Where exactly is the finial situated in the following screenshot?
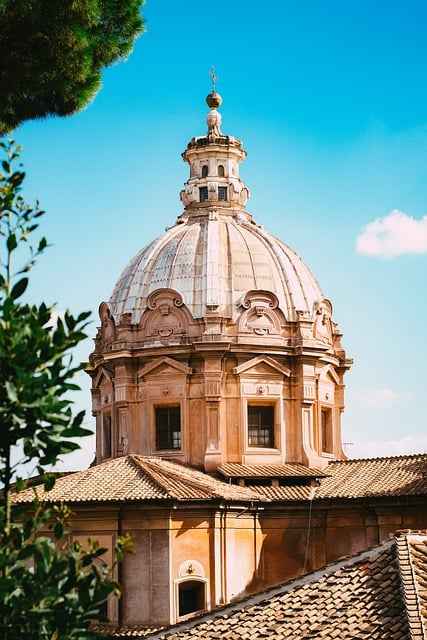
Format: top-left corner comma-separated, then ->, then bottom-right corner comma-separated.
206,66 -> 222,110
209,65 -> 218,93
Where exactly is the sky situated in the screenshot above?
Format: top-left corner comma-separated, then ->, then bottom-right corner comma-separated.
10,0 -> 427,470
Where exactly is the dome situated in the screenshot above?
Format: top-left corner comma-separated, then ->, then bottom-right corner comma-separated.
90,88 -> 352,478
109,212 -> 323,324
109,91 -> 323,326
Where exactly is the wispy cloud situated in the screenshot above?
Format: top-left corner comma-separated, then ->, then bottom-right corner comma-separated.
346,434 -> 427,460
356,209 -> 427,257
358,387 -> 412,408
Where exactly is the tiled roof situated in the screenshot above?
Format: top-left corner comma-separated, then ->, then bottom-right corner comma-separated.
396,531 -> 427,639
409,535 -> 427,634
13,453 -> 427,505
12,455 -> 260,504
251,453 -> 427,501
108,531 -> 427,639
217,462 -> 327,480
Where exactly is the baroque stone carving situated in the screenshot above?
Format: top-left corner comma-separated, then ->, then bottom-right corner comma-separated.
313,299 -> 333,345
237,290 -> 282,336
99,302 -> 116,350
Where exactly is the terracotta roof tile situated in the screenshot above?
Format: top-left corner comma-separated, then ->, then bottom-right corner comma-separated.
110,536 -> 419,639
14,453 -> 427,505
217,463 -> 326,480
395,531 -> 427,638
12,455 -> 260,504
318,454 -> 427,499
249,454 -> 427,501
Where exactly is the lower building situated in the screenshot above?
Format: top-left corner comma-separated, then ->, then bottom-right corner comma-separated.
15,452 -> 427,631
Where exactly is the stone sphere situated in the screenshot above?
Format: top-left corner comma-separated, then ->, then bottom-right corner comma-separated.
206,92 -> 222,109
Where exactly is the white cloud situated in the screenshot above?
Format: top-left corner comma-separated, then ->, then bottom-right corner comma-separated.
356,209 -> 427,258
346,434 -> 427,460
358,387 -> 411,408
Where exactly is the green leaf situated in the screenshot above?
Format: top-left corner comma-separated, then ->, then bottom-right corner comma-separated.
7,233 -> 17,252
10,277 -> 28,300
5,380 -> 18,402
54,521 -> 64,539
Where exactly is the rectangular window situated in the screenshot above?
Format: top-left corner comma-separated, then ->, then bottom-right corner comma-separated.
248,405 -> 274,447
218,186 -> 228,201
199,186 -> 208,202
321,408 -> 333,453
156,406 -> 181,450
103,413 -> 112,458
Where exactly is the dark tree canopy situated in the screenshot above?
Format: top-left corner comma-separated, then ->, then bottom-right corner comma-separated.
0,0 -> 145,133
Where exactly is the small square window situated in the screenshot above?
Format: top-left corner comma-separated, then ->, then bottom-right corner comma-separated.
218,186 -> 228,201
156,406 -> 181,450
199,186 -> 208,202
248,406 -> 274,448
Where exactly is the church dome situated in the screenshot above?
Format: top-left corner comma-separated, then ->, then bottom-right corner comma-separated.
109,92 -> 322,325
109,213 -> 322,324
91,83 -> 352,476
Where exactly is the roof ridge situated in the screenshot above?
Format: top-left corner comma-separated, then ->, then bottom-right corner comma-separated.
138,456 -> 230,499
395,531 -> 426,639
128,454 -> 173,498
329,452 -> 427,465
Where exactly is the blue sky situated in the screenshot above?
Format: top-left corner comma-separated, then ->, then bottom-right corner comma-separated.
11,0 -> 427,469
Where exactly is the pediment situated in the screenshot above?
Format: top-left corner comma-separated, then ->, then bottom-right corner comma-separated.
139,356 -> 192,379
318,364 -> 341,385
93,366 -> 114,388
233,355 -> 291,377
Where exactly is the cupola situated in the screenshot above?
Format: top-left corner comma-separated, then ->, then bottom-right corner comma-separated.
179,91 -> 250,212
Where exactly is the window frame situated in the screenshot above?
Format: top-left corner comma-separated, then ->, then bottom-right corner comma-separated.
320,406 -> 333,454
247,404 -> 275,448
218,185 -> 228,201
155,404 -> 182,451
199,186 -> 208,202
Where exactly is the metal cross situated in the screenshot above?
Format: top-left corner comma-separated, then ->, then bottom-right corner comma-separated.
209,65 -> 218,92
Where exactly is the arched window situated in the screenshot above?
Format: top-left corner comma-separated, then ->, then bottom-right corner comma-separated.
201,165 -> 208,178
178,580 -> 206,617
218,164 -> 225,177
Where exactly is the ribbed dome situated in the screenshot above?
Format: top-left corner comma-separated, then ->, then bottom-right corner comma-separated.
109,212 -> 323,324
109,92 -> 323,326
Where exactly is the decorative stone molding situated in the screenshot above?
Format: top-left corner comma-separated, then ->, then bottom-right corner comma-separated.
237,290 -> 283,337
140,288 -> 193,344
178,560 -> 205,579
99,302 -> 116,350
313,299 -> 333,345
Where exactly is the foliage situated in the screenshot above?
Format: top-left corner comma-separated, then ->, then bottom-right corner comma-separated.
0,139 -> 91,501
0,0 -> 145,133
0,140 -> 131,639
0,501 -> 133,640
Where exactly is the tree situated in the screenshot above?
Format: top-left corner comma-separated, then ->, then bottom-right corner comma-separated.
0,0 -> 145,133
0,140 -> 130,639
